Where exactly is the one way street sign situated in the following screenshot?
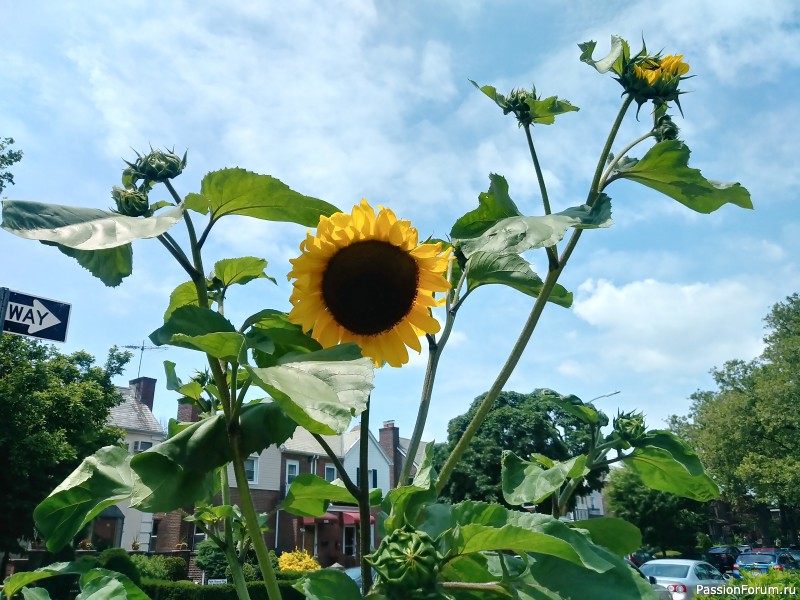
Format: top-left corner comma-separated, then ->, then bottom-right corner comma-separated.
1,288 -> 71,343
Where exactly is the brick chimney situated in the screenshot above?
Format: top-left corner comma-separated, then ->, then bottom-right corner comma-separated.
129,377 -> 156,411
379,420 -> 401,488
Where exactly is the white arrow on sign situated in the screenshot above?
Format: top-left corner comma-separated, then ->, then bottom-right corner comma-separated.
5,299 -> 63,333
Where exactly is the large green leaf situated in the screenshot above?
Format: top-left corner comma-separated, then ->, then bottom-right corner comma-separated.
613,140 -> 752,213
45,243 -> 133,287
502,451 -> 588,506
464,252 -> 573,308
278,474 -> 385,517
454,195 -> 612,258
536,389 -> 607,427
450,174 -> 521,239
184,168 -> 340,227
21,589 -> 52,600
626,446 -> 720,501
567,518 -> 641,556
293,569 -> 363,600
633,430 -> 706,476
1,200 -> 185,249
3,562 -> 90,598
163,281 -> 198,320
33,447 -> 134,551
382,444 -> 437,534
130,402 -> 296,511
150,305 -> 246,360
246,358 -> 374,435
77,569 -> 150,600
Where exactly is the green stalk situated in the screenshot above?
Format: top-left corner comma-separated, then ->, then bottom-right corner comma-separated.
231,430 -> 283,600
220,464 -> 252,599
312,433 -> 360,499
359,398 -> 373,593
437,96 -> 634,493
599,130 -> 654,190
523,124 -> 552,216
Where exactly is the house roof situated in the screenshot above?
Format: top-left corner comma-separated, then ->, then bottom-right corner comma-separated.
108,385 -> 163,435
398,436 -> 428,468
282,424 -> 391,465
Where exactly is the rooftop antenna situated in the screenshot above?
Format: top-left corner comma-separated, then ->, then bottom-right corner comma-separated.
122,340 -> 165,378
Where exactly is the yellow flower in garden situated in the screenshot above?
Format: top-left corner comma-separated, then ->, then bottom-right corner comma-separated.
287,199 -> 452,367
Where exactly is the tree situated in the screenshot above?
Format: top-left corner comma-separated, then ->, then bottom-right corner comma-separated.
0,335 -> 131,571
433,390 -> 604,510
606,465 -> 709,555
668,293 -> 800,544
0,137 -> 23,195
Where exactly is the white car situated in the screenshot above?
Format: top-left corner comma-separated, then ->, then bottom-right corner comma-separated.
640,559 -> 729,600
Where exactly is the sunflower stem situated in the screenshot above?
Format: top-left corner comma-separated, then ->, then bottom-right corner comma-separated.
599,129 -> 655,190
436,95 -> 634,493
359,397 -> 373,594
523,124 -> 552,216
312,433 -> 360,499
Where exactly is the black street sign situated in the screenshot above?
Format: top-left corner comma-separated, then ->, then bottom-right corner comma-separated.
1,288 -> 71,343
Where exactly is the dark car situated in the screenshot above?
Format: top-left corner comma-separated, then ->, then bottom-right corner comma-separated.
706,546 -> 739,573
626,549 -> 654,567
733,551 -> 799,579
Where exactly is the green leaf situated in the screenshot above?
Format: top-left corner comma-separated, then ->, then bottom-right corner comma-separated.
502,451 -> 588,506
633,430 -> 705,476
293,569 -> 363,600
163,281 -> 198,320
45,243 -> 133,287
184,168 -> 339,227
211,257 -> 275,290
1,200 -> 185,249
246,358 -> 374,435
613,140 -> 752,213
22,589 -> 52,600
450,174 -> 521,239
130,402 -> 296,511
33,447 -> 134,551
567,517 -> 642,556
465,252 -> 573,308
524,95 -> 579,125
276,343 -> 363,365
626,446 -> 720,501
150,306 -> 246,360
455,194 -> 613,258
78,569 -> 149,600
537,389 -> 605,426
578,35 -> 625,74
281,474 -> 359,516
3,562 -> 89,598
382,444 -> 437,534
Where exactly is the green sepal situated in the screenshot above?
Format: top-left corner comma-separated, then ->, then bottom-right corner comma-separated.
613,140 -> 752,213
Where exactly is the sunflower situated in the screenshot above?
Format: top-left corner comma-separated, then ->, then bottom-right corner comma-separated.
287,199 -> 452,367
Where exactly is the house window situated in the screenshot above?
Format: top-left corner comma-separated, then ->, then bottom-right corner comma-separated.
343,526 -> 356,556
286,459 -> 300,487
132,441 -> 152,454
324,465 -> 337,482
244,457 -> 258,484
356,468 -> 378,489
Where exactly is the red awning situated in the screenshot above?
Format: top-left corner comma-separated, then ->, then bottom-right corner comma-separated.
341,511 -> 375,525
301,512 -> 338,525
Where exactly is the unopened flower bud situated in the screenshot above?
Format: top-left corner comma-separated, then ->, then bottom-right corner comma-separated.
112,186 -> 150,217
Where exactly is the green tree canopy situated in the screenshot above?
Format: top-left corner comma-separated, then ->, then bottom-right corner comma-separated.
0,137 -> 23,195
669,293 -> 800,543
0,335 -> 130,564
433,390 -> 604,511
606,465 -> 709,555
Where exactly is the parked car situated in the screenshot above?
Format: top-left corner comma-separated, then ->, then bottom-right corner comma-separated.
705,546 -> 739,573
732,551 -> 799,579
626,549 -> 654,567
640,559 -> 728,600
625,558 -> 672,600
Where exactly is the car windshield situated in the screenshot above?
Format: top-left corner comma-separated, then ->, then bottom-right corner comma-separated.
738,554 -> 775,564
641,564 -> 690,578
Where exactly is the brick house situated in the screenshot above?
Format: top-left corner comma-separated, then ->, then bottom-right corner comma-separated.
156,408 -> 427,566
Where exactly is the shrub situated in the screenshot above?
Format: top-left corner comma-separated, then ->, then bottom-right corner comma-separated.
140,579 -> 304,599
164,556 -> 189,581
98,547 -> 142,587
694,570 -> 800,599
277,548 -> 320,572
194,540 -> 228,579
131,554 -> 171,580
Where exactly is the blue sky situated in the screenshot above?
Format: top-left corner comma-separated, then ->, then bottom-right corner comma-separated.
2,0 -> 799,445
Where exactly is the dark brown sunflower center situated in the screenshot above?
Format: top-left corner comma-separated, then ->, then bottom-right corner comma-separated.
321,240 -> 419,336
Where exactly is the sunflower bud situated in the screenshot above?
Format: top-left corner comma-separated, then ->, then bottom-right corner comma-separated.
111,186 -> 150,217
124,147 -> 187,185
614,41 -> 690,113
654,113 -> 680,142
613,410 -> 646,443
367,526 -> 441,597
